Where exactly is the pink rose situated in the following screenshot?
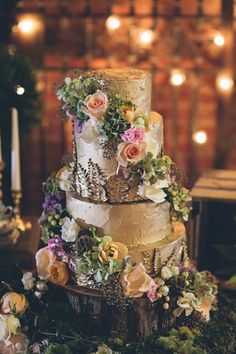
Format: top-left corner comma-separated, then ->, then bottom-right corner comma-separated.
121,127 -> 145,144
35,247 -> 55,279
121,263 -> 153,298
147,280 -> 159,303
117,142 -> 146,167
82,90 -> 108,120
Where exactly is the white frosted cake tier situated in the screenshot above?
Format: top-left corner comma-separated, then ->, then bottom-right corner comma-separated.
66,192 -> 171,246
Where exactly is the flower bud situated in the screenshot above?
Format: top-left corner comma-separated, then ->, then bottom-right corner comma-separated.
171,266 -> 180,277
160,285 -> 169,297
163,302 -> 169,310
34,291 -> 42,299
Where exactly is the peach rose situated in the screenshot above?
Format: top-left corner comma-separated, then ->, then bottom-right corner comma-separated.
117,142 -> 146,167
82,90 -> 108,120
98,236 -> 128,264
35,247 -> 55,279
1,293 -> 28,315
48,260 -> 69,286
121,263 -> 153,298
172,221 -> 186,237
0,333 -> 29,354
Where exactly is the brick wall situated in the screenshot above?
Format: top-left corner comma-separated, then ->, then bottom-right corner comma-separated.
16,0 -> 236,214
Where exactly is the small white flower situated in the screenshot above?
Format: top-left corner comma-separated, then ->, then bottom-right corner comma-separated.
61,217 -> 80,243
95,344 -> 113,354
22,272 -> 35,290
161,266 -> 173,280
64,77 -> 71,85
58,167 -> 73,192
138,179 -> 169,204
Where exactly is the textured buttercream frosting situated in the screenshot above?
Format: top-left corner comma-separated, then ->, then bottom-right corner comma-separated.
66,192 -> 171,245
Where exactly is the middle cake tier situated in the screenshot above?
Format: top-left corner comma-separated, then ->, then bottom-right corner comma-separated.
66,192 -> 171,246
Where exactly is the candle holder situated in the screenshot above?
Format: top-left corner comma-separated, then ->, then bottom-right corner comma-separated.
0,161 -> 5,203
11,190 -> 32,232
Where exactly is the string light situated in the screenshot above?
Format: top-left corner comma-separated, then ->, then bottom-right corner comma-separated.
213,33 -> 225,47
169,69 -> 186,86
216,74 -> 234,93
18,18 -> 35,34
15,85 -> 25,95
138,29 -> 154,45
192,130 -> 207,144
106,16 -> 120,31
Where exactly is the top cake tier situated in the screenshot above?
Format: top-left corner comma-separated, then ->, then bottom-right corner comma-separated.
83,68 -> 152,116
57,68 -> 167,204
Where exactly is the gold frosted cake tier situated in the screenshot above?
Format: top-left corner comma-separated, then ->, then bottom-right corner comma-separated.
66,192 -> 172,246
84,68 -> 151,116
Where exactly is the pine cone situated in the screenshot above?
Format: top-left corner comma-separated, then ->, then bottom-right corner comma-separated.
76,235 -> 93,255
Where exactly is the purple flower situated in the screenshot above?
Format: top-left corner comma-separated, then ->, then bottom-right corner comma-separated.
48,237 -> 66,258
74,118 -> 87,134
43,193 -> 64,213
121,127 -> 145,144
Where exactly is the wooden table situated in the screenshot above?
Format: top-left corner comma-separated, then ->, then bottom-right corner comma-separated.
0,216 -> 41,277
190,169 -> 236,276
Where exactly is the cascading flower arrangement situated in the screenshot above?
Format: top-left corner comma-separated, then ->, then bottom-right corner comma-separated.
35,171 -> 217,323
56,75 -> 192,217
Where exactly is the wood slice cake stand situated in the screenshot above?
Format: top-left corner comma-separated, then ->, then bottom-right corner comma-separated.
63,282 -> 176,342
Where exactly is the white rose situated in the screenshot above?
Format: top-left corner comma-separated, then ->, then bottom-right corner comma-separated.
58,168 -> 73,192
0,315 -> 9,341
6,315 -> 20,335
138,178 -> 169,204
61,217 -> 80,243
22,272 -> 35,290
145,131 -> 160,157
161,266 -> 173,280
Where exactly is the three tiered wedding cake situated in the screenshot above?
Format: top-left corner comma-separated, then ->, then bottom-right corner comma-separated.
37,68 -> 216,340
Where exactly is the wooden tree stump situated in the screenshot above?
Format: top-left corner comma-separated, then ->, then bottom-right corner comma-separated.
65,284 -> 176,342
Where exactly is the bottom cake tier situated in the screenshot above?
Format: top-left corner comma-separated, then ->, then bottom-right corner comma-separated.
66,192 -> 186,275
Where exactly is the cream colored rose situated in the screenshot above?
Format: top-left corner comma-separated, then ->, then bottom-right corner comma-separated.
138,179 -> 169,204
172,221 -> 186,237
6,316 -> 20,336
117,142 -> 146,167
48,260 -> 69,286
35,247 -> 55,279
173,292 -> 198,317
121,263 -> 153,298
1,293 -> 28,315
98,236 -> 128,264
82,90 -> 108,120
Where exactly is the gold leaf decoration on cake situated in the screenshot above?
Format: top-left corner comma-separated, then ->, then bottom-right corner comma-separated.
142,251 -> 154,274
166,245 -> 178,268
154,249 -> 162,274
87,159 -> 107,202
106,175 -> 130,202
100,140 -> 117,160
75,163 -> 92,198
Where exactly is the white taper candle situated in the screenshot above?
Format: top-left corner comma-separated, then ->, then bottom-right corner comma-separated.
11,108 -> 21,191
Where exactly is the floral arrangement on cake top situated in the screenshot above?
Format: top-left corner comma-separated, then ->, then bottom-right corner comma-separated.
37,172 -> 217,321
56,75 -> 192,209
